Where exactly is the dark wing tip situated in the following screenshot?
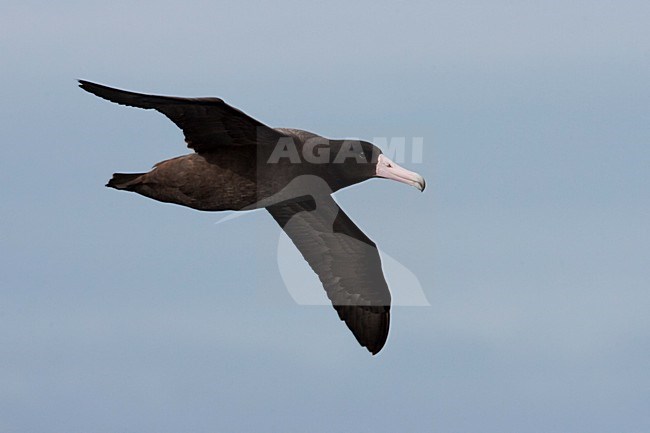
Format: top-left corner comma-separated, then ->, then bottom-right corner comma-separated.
77,79 -> 177,111
78,79 -> 100,97
368,340 -> 386,355
77,79 -> 226,110
77,79 -> 104,94
336,305 -> 390,355
366,310 -> 390,355
77,79 -> 136,106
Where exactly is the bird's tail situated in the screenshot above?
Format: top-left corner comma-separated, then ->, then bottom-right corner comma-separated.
106,173 -> 145,190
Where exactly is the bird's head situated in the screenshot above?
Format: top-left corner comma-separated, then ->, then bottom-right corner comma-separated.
354,141 -> 426,192
292,138 -> 425,193
328,140 -> 426,192
374,151 -> 426,192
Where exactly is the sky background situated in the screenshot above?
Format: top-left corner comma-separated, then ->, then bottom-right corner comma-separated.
2,1 -> 649,432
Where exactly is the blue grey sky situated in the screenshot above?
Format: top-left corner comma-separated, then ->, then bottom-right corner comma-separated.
2,1 -> 649,432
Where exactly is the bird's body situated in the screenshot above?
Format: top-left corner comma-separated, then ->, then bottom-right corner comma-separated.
111,152 -> 258,211
108,128 -> 378,211
80,80 -> 425,354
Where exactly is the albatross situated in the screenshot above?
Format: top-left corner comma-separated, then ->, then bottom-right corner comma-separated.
79,80 -> 425,355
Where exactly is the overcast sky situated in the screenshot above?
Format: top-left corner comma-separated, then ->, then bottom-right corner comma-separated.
1,1 -> 649,432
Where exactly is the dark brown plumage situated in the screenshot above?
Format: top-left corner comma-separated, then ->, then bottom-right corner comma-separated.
80,80 -> 425,355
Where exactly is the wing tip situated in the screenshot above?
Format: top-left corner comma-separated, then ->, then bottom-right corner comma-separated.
77,79 -> 88,91
77,79 -> 106,97
77,78 -> 94,89
349,307 -> 390,355
366,327 -> 389,356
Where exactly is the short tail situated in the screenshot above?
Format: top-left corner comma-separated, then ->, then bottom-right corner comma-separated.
106,172 -> 145,190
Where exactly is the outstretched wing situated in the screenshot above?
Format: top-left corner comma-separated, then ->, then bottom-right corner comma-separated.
78,80 -> 286,153
266,195 -> 391,355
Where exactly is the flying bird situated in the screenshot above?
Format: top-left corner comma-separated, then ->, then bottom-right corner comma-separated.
79,80 -> 425,355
